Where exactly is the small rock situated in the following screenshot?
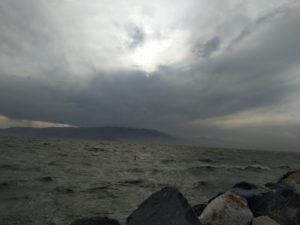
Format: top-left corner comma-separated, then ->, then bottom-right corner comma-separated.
199,191 -> 253,225
252,216 -> 280,225
126,187 -> 201,225
70,217 -> 120,225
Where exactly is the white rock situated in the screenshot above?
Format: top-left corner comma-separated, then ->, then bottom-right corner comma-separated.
199,191 -> 253,225
252,216 -> 280,225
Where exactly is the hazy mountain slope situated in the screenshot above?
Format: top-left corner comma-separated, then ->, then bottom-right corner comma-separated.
0,127 -> 179,143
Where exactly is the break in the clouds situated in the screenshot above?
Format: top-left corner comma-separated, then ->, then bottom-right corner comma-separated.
1,0 -> 300,151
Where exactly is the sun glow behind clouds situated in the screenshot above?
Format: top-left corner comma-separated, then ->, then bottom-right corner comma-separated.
130,40 -> 166,72
56,0 -> 194,73
129,31 -> 189,72
122,1 -> 193,72
0,0 -> 211,76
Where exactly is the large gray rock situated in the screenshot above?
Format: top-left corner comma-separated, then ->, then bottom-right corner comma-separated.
248,188 -> 300,225
252,216 -> 280,225
242,173 -> 300,225
278,170 -> 300,194
199,191 -> 253,225
70,217 -> 120,225
278,170 -> 300,184
231,182 -> 270,199
126,187 -> 201,225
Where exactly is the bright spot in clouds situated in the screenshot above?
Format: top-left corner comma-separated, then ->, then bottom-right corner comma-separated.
129,31 -> 189,72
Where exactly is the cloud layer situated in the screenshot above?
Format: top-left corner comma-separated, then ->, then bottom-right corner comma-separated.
1,0 -> 300,150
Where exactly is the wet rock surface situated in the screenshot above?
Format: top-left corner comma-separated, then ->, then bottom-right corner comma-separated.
126,187 -> 201,225
278,170 -> 300,194
278,170 -> 300,184
231,182 -> 269,199
252,186 -> 300,225
228,173 -> 300,225
199,191 -> 253,225
252,216 -> 280,225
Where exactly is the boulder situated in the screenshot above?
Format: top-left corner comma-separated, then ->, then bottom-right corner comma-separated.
278,170 -> 300,194
126,187 -> 201,225
70,217 -> 120,225
227,175 -> 300,225
252,216 -> 280,225
278,170 -> 300,184
231,182 -> 269,199
245,181 -> 300,225
199,191 -> 253,225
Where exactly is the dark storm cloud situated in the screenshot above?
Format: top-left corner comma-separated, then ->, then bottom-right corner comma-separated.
1,0 -> 300,150
0,43 -> 297,129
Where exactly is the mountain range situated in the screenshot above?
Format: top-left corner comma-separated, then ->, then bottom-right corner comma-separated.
0,127 -> 180,143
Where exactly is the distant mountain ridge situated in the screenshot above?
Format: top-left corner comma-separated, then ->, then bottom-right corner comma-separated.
0,127 -> 179,143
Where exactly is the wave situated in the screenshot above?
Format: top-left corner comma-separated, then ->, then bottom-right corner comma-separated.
187,163 -> 271,173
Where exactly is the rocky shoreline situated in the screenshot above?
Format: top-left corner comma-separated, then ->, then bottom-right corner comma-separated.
69,170 -> 300,225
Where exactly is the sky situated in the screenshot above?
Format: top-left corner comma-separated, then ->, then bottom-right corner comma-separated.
1,0 -> 300,151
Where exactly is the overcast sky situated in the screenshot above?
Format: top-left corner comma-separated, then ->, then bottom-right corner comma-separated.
1,0 -> 300,151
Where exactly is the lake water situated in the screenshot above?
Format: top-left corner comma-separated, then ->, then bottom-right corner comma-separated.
1,136 -> 300,225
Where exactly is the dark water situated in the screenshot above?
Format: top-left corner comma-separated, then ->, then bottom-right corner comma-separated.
1,136 -> 300,225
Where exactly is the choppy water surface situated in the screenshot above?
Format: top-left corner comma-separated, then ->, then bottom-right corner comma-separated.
1,136 -> 300,225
